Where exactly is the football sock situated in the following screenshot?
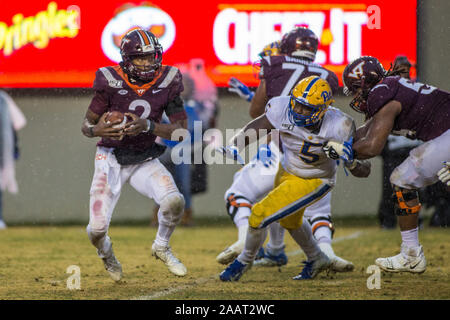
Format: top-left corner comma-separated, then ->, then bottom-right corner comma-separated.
233,207 -> 251,227
91,235 -> 113,258
400,227 -> 420,249
238,227 -> 268,264
237,224 -> 248,244
154,224 -> 174,248
288,218 -> 321,261
313,226 -> 332,245
87,226 -> 113,258
266,222 -> 286,256
318,242 -> 335,258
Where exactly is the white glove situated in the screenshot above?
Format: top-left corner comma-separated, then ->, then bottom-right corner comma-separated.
438,162 -> 450,186
228,77 -> 254,102
217,145 -> 245,165
323,137 -> 354,164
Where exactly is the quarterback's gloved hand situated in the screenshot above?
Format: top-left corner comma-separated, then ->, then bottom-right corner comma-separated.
323,137 -> 354,164
438,162 -> 450,186
256,144 -> 274,168
228,77 -> 254,102
217,145 -> 245,165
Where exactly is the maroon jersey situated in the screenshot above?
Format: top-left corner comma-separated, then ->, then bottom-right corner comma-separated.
89,65 -> 187,151
366,76 -> 450,141
260,55 -> 339,99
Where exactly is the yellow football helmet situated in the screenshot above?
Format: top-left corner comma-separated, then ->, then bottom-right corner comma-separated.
258,40 -> 281,58
289,76 -> 334,127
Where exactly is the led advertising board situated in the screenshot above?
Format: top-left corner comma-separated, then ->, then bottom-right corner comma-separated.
0,1 -> 417,87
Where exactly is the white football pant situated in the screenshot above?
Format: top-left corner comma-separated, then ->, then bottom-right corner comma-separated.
87,147 -> 184,257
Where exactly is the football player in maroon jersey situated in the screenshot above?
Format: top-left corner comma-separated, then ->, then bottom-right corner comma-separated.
81,29 -> 189,281
327,55 -> 450,273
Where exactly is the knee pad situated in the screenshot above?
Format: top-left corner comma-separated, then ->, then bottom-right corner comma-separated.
392,186 -> 421,216
225,193 -> 252,222
308,215 -> 335,238
160,192 -> 185,221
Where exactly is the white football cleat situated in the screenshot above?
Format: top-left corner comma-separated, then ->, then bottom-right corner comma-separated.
318,242 -> 354,272
329,255 -> 355,272
375,244 -> 426,274
152,242 -> 187,277
102,253 -> 122,282
0,220 -> 7,230
216,240 -> 244,265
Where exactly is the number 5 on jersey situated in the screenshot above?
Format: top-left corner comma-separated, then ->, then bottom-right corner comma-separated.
299,141 -> 322,163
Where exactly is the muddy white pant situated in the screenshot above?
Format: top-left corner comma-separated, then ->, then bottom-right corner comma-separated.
87,147 -> 185,258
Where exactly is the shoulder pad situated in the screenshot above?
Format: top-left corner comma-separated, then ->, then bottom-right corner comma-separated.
260,55 -> 286,79
323,107 -> 356,141
367,77 -> 399,117
94,66 -> 123,90
157,66 -> 181,89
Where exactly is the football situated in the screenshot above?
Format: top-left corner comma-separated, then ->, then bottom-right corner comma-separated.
105,111 -> 127,140
105,111 -> 126,128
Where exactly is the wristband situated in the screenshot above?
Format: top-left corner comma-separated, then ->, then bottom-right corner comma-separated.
143,119 -> 155,133
88,126 -> 95,137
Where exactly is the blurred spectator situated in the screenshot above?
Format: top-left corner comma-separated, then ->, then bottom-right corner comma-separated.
0,90 -> 26,229
185,58 -> 219,129
182,59 -> 219,199
378,56 -> 449,228
152,59 -> 219,226
153,74 -> 201,226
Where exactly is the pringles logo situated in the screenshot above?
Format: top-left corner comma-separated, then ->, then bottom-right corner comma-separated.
101,3 -> 176,63
0,2 -> 80,56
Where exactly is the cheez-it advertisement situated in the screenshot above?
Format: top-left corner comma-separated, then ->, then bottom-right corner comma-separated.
0,0 -> 416,88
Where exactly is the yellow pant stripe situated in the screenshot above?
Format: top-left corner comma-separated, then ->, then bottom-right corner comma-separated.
249,164 -> 332,230
258,183 -> 331,229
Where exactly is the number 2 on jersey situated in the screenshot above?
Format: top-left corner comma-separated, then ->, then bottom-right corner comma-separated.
129,99 -> 151,119
299,141 -> 322,164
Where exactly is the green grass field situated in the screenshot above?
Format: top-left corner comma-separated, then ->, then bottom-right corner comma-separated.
0,221 -> 448,300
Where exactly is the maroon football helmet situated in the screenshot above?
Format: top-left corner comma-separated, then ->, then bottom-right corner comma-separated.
119,29 -> 163,82
280,27 -> 319,61
343,56 -> 386,113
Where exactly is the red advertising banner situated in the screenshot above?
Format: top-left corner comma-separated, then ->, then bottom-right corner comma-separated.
0,0 -> 417,88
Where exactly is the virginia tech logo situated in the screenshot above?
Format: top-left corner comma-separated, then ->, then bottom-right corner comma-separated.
101,3 -> 176,63
348,61 -> 365,79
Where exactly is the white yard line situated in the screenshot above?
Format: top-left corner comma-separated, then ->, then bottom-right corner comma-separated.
131,231 -> 364,300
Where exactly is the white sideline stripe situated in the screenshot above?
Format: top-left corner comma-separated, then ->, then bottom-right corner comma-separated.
131,231 -> 363,300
